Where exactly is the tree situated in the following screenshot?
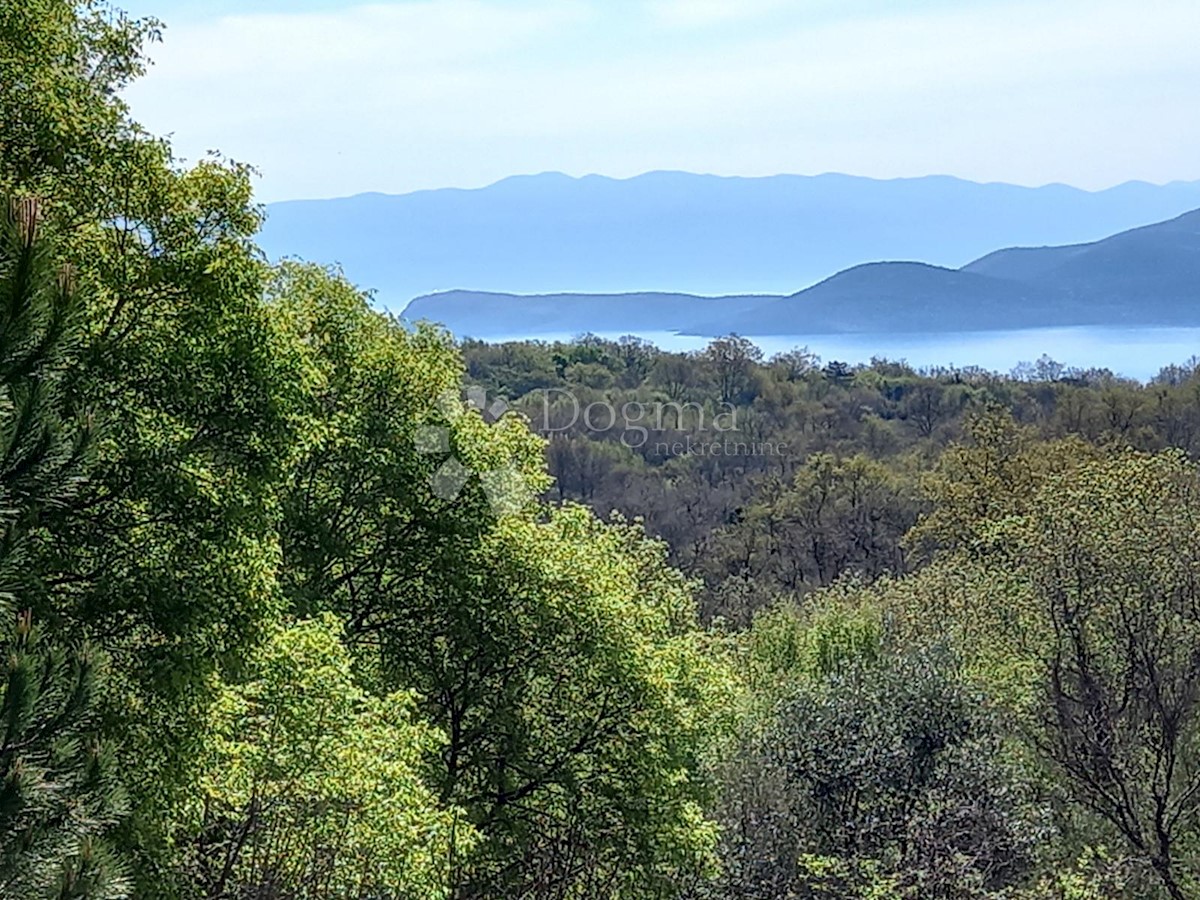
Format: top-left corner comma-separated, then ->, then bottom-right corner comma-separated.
770,347 -> 819,382
898,381 -> 963,439
717,639 -> 1042,899
614,335 -> 650,378
701,454 -> 917,619
703,336 -> 762,404
0,198 -> 90,597
652,352 -> 700,402
187,616 -> 473,900
0,198 -> 127,895
1,4 -> 306,884
1004,452 -> 1200,899
271,265 -> 730,898
821,360 -> 853,385
0,614 -> 128,899
906,407 -> 1097,557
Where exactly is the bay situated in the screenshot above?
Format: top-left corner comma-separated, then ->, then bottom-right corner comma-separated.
473,326 -> 1200,382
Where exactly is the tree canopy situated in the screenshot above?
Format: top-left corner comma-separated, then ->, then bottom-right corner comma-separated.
6,2 -> 1200,898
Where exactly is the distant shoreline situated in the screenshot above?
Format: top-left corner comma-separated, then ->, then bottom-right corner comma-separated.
451,326 -> 1200,383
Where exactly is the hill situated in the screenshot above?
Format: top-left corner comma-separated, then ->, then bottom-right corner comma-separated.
961,207 -> 1200,323
404,206 -> 1200,338
693,207 -> 1200,335
683,262 -> 1067,335
260,171 -> 1200,315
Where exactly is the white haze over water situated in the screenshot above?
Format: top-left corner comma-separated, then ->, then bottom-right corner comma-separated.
473,327 -> 1200,382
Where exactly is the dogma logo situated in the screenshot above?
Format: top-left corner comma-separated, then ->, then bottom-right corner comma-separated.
413,386 -> 531,516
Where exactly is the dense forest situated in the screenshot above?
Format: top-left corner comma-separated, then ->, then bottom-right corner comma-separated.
5,2 -> 1200,898
461,337 -> 1200,624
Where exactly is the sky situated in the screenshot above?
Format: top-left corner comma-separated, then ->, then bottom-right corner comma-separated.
120,0 -> 1200,202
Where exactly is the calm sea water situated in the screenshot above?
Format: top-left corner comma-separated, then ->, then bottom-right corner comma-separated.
479,327 -> 1200,382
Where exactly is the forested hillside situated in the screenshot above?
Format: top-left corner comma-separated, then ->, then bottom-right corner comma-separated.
462,335 -> 1200,898
5,3 -> 1200,899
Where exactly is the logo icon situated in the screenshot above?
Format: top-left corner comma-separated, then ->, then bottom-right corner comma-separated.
414,386 -> 531,516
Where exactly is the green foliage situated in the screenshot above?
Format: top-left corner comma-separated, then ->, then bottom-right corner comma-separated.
17,2 -> 1200,898
0,615 -> 128,899
0,198 -> 127,896
739,588 -> 884,710
0,1 -> 161,201
1014,847 -> 1133,899
704,453 -> 918,623
780,648 -> 1042,893
905,406 -> 1097,557
188,615 -> 473,899
716,643 -> 1044,900
850,439 -> 1200,897
0,198 -> 90,602
791,854 -> 901,899
0,2 -> 307,882
702,335 -> 763,404
442,507 -> 728,897
266,263 -> 733,897
1000,451 -> 1200,899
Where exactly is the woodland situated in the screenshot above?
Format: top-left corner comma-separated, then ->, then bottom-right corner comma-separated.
4,3 -> 1200,898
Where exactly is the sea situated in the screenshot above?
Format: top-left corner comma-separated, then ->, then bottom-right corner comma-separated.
476,327 -> 1200,382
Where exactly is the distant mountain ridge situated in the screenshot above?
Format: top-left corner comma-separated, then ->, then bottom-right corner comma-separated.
259,171 -> 1200,317
401,207 -> 1200,337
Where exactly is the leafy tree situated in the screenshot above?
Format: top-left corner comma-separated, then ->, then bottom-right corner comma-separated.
906,407 -> 1097,557
187,615 -> 474,900
722,453 -> 916,595
1,3 -> 306,884
22,3 -> 1200,897
651,352 -> 701,402
718,642 -> 1042,899
0,1 -> 161,205
271,264 -> 731,898
1002,451 -> 1200,899
769,347 -> 819,382
897,381 -> 966,438
703,336 -> 762,404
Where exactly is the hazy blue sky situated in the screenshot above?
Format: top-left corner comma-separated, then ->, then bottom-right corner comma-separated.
121,0 -> 1200,201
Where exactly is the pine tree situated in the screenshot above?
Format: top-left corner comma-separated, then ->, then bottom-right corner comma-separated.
0,197 -> 91,582
0,198 -> 128,898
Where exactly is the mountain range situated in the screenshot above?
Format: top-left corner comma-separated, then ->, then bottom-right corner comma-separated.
259,171 -> 1200,325
401,207 -> 1200,338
